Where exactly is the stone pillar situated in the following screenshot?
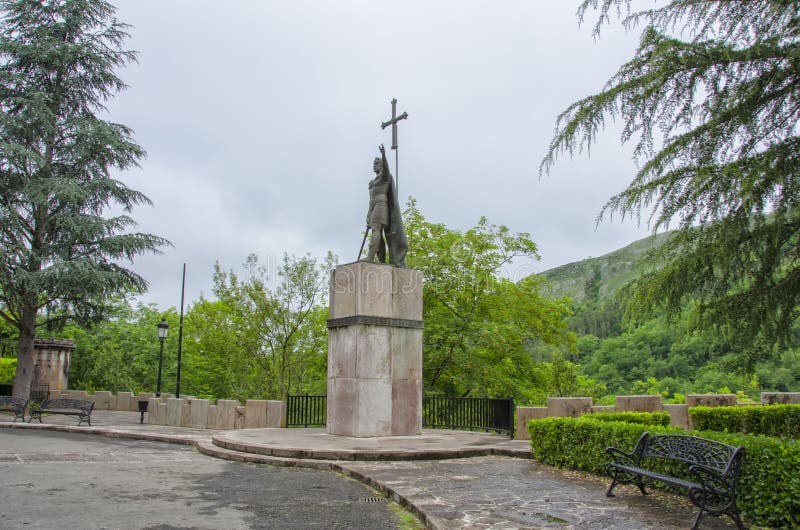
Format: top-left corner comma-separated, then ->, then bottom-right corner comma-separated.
31,338 -> 75,391
326,262 -> 423,437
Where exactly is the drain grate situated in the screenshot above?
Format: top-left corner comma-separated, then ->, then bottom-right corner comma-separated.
361,496 -> 387,503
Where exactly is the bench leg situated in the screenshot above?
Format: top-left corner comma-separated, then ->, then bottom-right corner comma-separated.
606,466 -> 648,497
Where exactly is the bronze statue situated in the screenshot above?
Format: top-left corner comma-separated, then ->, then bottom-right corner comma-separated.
362,145 -> 407,267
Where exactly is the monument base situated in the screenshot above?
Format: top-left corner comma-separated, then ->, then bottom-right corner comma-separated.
326,262 -> 423,437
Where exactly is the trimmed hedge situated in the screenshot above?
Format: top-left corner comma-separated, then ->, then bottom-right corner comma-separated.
528,417 -> 800,528
586,411 -> 670,426
690,404 -> 800,438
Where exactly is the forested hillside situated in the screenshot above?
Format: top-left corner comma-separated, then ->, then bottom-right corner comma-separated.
539,234 -> 800,404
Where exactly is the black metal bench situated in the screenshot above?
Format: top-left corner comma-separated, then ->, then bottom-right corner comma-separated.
28,398 -> 95,426
606,432 -> 745,529
0,396 -> 28,422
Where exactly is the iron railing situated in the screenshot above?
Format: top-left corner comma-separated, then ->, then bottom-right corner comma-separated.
285,393 -> 327,427
286,394 -> 515,437
423,396 -> 515,437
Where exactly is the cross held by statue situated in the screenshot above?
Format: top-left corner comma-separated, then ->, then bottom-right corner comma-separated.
381,98 -> 408,150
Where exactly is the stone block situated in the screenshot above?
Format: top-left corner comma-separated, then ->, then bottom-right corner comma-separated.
328,328 -> 357,378
69,390 -> 88,400
266,400 -> 286,428
392,378 -> 422,435
329,266 -> 357,318
190,399 -> 210,429
166,398 -> 184,426
547,397 -> 592,418
392,268 -> 423,320
91,391 -> 113,410
146,398 -> 159,425
327,378 -> 356,436
356,326 -> 391,379
761,392 -> 800,404
686,394 -> 737,408
354,379 -> 392,437
180,404 -> 192,427
234,406 -> 246,429
216,400 -> 239,430
590,405 -> 616,414
356,263 -> 393,317
115,392 -> 133,411
515,407 -> 548,440
615,395 -> 663,412
156,402 -> 167,425
390,328 -> 422,380
207,405 -> 218,429
664,404 -> 690,429
244,400 -> 268,429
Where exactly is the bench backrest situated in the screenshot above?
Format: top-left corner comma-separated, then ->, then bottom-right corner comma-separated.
40,398 -> 94,412
641,434 -> 741,475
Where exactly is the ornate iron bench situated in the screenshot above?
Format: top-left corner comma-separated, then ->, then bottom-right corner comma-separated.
28,398 -> 94,426
606,432 -> 745,529
0,396 -> 28,422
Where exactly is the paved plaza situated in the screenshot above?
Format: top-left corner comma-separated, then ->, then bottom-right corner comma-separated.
0,411 -> 741,529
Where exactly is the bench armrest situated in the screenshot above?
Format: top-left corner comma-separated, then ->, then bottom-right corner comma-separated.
690,464 -> 733,495
606,447 -> 638,466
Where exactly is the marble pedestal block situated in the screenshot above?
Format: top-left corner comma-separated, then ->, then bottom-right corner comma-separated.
326,262 -> 423,437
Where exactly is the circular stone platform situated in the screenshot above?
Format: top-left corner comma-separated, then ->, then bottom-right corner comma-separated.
212,428 -> 532,461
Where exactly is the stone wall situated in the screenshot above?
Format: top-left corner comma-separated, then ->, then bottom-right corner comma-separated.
515,392 -> 800,440
52,390 -> 285,430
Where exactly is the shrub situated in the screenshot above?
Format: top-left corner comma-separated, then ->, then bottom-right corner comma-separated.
690,404 -> 800,438
0,358 -> 16,383
586,411 -> 670,426
527,417 -> 800,528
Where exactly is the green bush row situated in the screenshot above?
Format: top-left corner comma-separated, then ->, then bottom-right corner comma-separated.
0,358 -> 16,383
690,404 -> 800,438
586,411 -> 670,426
527,417 -> 800,528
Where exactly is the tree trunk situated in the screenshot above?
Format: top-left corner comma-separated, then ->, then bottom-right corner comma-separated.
12,307 -> 37,398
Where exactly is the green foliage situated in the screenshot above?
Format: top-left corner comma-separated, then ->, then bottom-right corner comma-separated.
59,302 -> 179,394
690,404 -> 800,439
0,357 -> 15,382
404,199 -> 575,402
527,416 -> 800,528
586,411 -> 670,426
0,0 -> 168,394
182,253 -> 334,401
543,0 -> 800,358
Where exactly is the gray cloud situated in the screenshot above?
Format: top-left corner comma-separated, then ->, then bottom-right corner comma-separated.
104,0 -> 656,309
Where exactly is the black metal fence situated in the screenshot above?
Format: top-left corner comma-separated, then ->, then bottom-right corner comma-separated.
423,396 -> 515,437
285,393 -> 327,427
285,394 -> 515,437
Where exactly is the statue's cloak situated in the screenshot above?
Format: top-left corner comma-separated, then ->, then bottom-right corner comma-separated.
383,159 -> 408,268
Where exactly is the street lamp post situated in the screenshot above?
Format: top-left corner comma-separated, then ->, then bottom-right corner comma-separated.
156,318 -> 169,397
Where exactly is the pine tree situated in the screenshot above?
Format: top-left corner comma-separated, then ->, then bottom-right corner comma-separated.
0,0 -> 168,396
542,1 -> 800,363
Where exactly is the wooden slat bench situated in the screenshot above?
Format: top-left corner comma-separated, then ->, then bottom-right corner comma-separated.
28,398 -> 94,426
0,396 -> 28,422
605,432 -> 745,529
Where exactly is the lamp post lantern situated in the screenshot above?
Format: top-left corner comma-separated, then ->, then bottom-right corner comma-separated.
156,318 -> 169,397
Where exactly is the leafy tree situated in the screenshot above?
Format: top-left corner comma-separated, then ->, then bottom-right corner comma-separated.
185,253 -> 333,401
542,1 -> 800,362
0,0 -> 167,396
404,199 -> 575,401
59,303 -> 179,393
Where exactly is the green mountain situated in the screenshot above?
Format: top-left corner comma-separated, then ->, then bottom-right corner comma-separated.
540,232 -> 673,304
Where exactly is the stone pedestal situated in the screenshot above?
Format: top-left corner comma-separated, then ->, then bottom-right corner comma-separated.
326,262 -> 423,437
31,338 -> 74,392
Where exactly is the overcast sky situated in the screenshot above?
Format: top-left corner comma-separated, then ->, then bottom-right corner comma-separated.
105,0 -> 657,310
